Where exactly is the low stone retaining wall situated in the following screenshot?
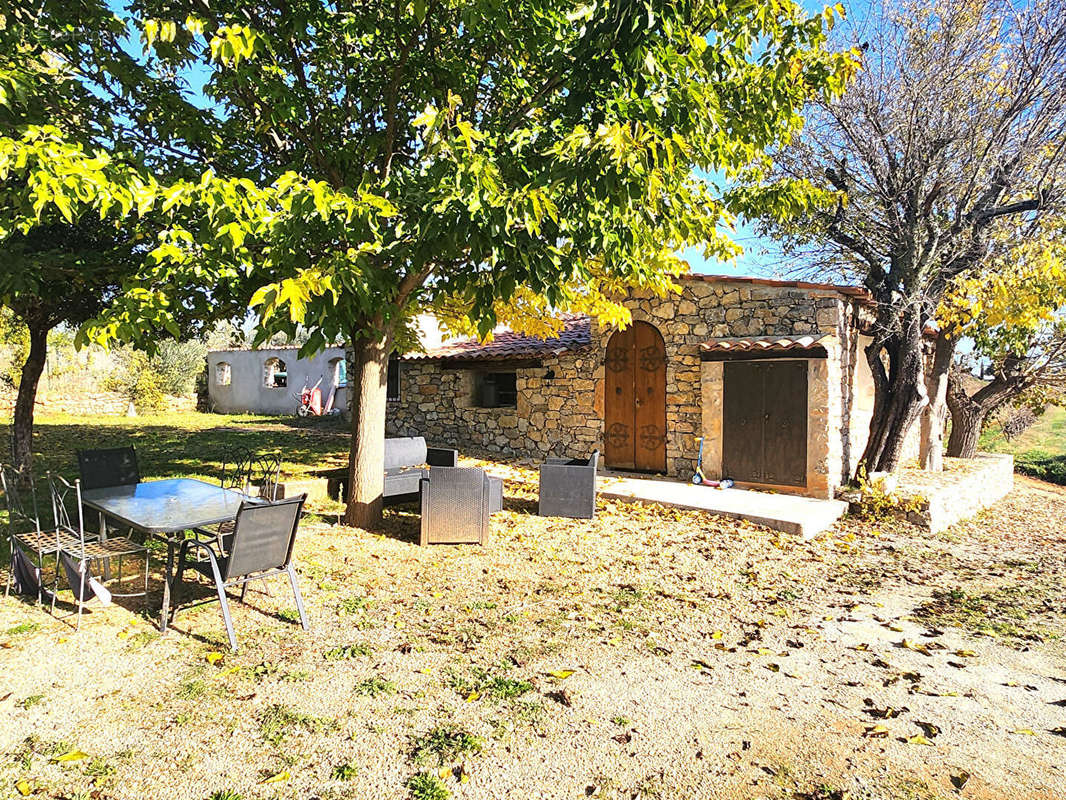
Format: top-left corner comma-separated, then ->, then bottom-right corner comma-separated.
905,453 -> 1014,533
844,453 -> 1015,533
0,390 -> 195,416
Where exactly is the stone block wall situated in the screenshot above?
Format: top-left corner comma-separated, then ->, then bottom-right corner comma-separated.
386,349 -> 602,461
887,453 -> 1014,533
598,279 -> 850,480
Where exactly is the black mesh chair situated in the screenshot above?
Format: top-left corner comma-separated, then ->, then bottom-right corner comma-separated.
418,467 -> 493,546
166,494 -> 309,651
538,450 -> 599,519
76,446 -> 140,491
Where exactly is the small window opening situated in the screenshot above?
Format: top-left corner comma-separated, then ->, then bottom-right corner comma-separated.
475,371 -> 517,408
215,362 -> 232,387
387,356 -> 401,402
264,357 -> 287,389
331,357 -> 347,388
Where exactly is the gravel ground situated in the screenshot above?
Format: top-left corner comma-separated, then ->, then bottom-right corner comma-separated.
1,465 -> 1064,800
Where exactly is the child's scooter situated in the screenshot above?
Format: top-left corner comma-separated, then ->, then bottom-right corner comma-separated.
690,437 -> 734,488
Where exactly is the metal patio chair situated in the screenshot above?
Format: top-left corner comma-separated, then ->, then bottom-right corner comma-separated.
2,464 -> 75,604
76,446 -> 140,491
538,450 -> 599,519
166,494 -> 309,651
195,451 -> 283,590
218,449 -> 282,502
47,473 -> 149,630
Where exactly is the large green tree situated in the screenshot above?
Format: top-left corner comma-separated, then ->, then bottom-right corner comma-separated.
0,1 -> 248,470
78,0 -> 853,526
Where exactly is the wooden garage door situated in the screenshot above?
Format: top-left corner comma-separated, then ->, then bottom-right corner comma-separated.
722,360 -> 807,487
604,322 -> 667,472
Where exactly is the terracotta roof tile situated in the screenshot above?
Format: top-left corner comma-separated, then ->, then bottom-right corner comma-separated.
405,314 -> 592,363
700,334 -> 836,353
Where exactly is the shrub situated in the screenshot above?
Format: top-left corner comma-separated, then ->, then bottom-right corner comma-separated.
1015,450 -> 1066,485
131,369 -> 166,413
151,339 -> 208,397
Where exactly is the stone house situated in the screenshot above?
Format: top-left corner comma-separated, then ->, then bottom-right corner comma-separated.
386,274 -> 899,500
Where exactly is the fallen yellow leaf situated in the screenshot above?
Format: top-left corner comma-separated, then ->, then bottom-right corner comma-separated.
52,749 -> 89,763
710,631 -> 723,640
865,724 -> 889,738
15,779 -> 31,796
1013,728 -> 1037,736
907,734 -> 935,746
438,765 -> 452,780
261,770 -> 290,784
547,669 -> 575,680
465,691 -> 481,703
205,652 -> 224,665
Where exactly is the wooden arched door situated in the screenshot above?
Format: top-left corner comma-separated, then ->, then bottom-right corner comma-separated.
604,321 -> 667,472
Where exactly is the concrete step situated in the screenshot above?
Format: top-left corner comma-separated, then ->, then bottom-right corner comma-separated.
598,475 -> 847,539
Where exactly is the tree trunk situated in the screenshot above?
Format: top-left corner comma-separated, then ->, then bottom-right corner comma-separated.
10,322 -> 49,472
945,365 -> 1026,459
919,332 -> 955,471
342,332 -> 392,529
859,310 -> 929,475
945,388 -> 986,458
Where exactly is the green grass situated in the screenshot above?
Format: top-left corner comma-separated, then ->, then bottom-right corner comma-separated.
1,410 -> 349,484
912,586 -> 1057,642
258,703 -> 337,747
18,694 -> 45,709
323,643 -> 373,661
406,772 -> 450,800
410,724 -> 483,766
4,621 -> 40,636
331,760 -> 359,781
980,406 -> 1066,485
354,676 -> 396,697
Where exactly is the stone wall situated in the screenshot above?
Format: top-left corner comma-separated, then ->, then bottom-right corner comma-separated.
386,277 -> 870,492
597,278 -> 853,481
0,389 -> 194,417
386,348 -> 601,461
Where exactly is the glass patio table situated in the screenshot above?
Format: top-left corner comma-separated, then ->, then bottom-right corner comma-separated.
80,478 -> 258,627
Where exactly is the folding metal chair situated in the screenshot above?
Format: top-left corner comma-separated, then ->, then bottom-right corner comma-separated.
166,494 -> 309,651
